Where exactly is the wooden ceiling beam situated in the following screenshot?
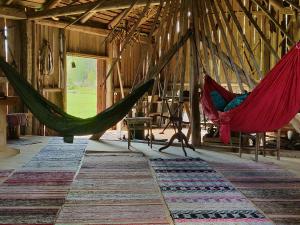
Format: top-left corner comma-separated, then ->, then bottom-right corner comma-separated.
43,0 -> 62,10
36,20 -> 110,37
269,0 -> 284,9
5,0 -> 14,5
29,0 -> 162,20
0,6 -> 27,20
36,19 -> 148,43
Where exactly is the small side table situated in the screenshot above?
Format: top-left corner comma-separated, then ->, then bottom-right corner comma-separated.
0,97 -> 20,157
125,117 -> 153,149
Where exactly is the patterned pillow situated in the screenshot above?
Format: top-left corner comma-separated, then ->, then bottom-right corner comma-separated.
224,93 -> 249,112
210,91 -> 227,111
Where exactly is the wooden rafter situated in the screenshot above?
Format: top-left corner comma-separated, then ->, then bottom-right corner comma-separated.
43,0 -> 61,10
0,6 -> 26,19
36,20 -> 109,37
236,0 -> 280,61
251,0 -> 295,45
104,0 -> 152,82
28,0 -> 161,20
204,0 -> 232,90
212,0 -> 253,90
5,0 -> 14,5
223,0 -> 263,80
284,0 -> 300,11
65,0 -> 107,28
269,0 -> 284,9
108,10 -> 128,28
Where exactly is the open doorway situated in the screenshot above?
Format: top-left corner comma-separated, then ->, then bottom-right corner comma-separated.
66,55 -> 97,119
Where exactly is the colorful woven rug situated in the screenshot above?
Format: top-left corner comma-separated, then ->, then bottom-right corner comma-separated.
210,160 -> 300,225
0,137 -> 87,225
150,158 -> 274,225
7,137 -> 42,146
0,170 -> 14,184
55,153 -> 171,225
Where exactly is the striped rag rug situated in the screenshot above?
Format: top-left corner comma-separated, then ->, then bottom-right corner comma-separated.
55,153 -> 171,225
0,137 -> 88,225
210,160 -> 300,225
150,158 -> 274,225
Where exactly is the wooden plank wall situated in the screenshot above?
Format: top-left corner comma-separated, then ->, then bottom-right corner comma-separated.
0,19 -> 6,92
112,41 -> 148,103
66,30 -> 106,56
212,0 -> 296,93
113,41 -> 148,89
0,19 -> 23,113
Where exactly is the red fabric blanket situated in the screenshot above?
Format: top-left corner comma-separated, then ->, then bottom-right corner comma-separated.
201,42 -> 300,143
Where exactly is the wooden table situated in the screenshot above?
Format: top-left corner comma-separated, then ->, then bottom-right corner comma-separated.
125,117 -> 153,149
0,97 -> 20,157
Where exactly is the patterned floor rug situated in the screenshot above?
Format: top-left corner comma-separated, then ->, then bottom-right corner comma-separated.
7,137 -> 42,146
55,153 -> 171,225
210,161 -> 300,225
0,137 -> 87,225
0,170 -> 14,184
150,158 -> 274,225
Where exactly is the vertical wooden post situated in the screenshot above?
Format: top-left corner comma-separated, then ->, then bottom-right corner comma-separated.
190,34 -> 201,147
239,132 -> 242,157
255,133 -> 259,162
59,28 -> 67,111
276,129 -> 281,160
32,21 -> 39,135
295,5 -> 300,41
90,43 -> 113,140
106,43 -> 114,109
20,20 -> 33,134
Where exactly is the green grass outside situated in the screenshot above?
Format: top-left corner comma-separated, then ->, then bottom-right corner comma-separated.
67,86 -> 97,119
66,56 -> 97,119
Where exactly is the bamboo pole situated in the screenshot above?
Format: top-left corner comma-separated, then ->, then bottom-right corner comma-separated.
236,0 -> 280,61
190,1 -> 201,146
251,0 -> 295,45
103,0 -> 151,84
148,0 -> 171,112
161,1 -> 179,104
179,0 -> 188,105
29,0 -> 160,19
147,29 -> 193,80
199,0 -> 221,83
191,1 -> 205,89
284,0 -> 300,11
106,0 -> 138,41
115,43 -> 124,98
64,0 -> 107,29
211,0 -> 248,91
131,0 -> 164,89
223,0 -> 263,80
196,0 -> 210,75
204,0 -> 232,91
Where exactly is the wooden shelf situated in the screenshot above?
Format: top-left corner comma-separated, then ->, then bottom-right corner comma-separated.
0,96 -> 19,105
42,88 -> 63,93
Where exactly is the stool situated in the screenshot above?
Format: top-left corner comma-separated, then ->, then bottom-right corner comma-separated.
125,117 -> 153,149
7,113 -> 28,139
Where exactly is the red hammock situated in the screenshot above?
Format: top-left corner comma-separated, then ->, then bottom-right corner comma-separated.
201,42 -> 300,143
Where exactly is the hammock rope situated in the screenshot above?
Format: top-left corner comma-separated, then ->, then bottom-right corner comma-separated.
0,57 -> 153,143
201,42 -> 300,143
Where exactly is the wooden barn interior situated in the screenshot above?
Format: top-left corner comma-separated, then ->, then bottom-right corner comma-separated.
0,0 -> 300,224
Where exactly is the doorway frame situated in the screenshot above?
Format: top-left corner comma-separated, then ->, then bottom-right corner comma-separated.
65,52 -> 109,115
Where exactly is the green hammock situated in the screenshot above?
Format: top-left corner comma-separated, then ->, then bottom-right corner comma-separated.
0,58 -> 154,142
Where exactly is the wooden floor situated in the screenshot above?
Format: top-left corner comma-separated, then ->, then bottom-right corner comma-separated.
1,135 -> 300,224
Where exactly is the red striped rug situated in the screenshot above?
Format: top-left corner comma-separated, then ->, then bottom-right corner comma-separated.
55,153 -> 171,225
210,161 -> 300,225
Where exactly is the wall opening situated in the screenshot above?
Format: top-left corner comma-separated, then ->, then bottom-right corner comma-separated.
66,55 -> 97,119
